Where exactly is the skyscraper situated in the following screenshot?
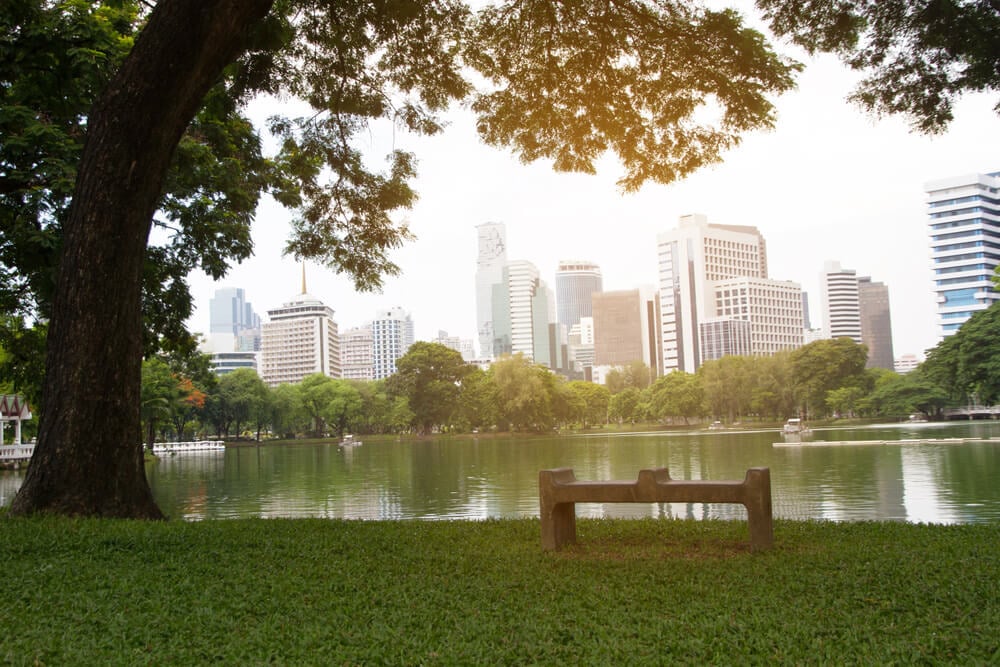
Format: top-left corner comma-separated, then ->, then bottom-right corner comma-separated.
475,222 -> 507,359
341,325 -> 374,380
555,260 -> 603,330
656,214 -> 768,372
820,260 -> 862,343
925,171 -> 1000,337
259,278 -> 341,386
371,307 -> 414,380
858,277 -> 895,370
208,286 -> 262,352
490,259 -> 556,367
592,287 -> 661,375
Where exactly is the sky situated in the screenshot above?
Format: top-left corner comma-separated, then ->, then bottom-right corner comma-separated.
185,47 -> 1000,362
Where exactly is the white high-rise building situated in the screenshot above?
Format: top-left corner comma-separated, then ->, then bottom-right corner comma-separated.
925,172 -> 1000,338
475,222 -> 507,359
820,261 -> 862,343
507,260 -> 543,360
372,307 -> 414,379
341,325 -> 374,380
491,259 -> 556,366
656,214 -> 767,372
711,277 -> 804,356
260,290 -> 341,386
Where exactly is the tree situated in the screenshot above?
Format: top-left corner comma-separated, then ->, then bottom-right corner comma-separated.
609,387 -> 643,424
388,342 -> 470,435
563,381 -> 610,428
456,367 -> 497,433
299,373 -> 337,437
217,368 -> 269,439
790,338 -> 869,418
269,383 -> 307,439
699,356 -> 752,421
8,0 -> 801,517
867,369 -> 948,419
490,354 -> 557,432
923,302 -> 1000,404
649,371 -> 705,424
758,0 -> 1000,133
322,381 -> 363,439
604,361 -> 653,394
140,359 -> 179,451
825,386 -> 866,418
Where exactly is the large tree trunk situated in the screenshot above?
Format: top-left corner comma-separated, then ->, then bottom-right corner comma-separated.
10,0 -> 274,518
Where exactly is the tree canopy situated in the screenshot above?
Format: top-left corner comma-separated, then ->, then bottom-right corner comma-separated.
758,0 -> 1000,133
9,0 -> 987,517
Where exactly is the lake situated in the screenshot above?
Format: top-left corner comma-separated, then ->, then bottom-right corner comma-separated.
3,421 -> 999,523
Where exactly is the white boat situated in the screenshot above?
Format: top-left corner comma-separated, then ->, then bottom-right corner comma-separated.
339,434 -> 362,448
783,418 -> 812,436
708,421 -> 725,430
152,440 -> 225,455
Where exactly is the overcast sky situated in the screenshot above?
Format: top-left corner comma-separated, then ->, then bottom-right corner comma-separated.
185,48 -> 1000,361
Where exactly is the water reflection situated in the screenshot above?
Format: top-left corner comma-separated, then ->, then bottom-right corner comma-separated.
3,422 -> 999,523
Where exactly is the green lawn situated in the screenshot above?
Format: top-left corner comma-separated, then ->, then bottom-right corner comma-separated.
1,517 -> 997,665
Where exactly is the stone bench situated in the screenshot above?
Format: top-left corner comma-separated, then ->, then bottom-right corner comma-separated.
538,467 -> 773,552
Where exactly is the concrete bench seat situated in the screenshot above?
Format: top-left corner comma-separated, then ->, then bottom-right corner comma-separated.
538,467 -> 773,552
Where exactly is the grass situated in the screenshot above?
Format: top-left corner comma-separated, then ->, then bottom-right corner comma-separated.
1,517 -> 997,665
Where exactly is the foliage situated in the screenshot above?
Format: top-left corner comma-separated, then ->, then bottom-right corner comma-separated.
387,342 -> 470,435
923,302 -> 1000,405
0,1 -> 276,359
268,382 -> 307,438
789,338 -> 869,418
866,369 -> 949,419
608,386 -> 643,424
455,367 -> 497,432
649,371 -> 705,423
604,360 -> 653,394
471,1 -> 800,191
562,381 -> 610,428
321,380 -> 363,439
490,354 -> 556,432
139,358 -> 205,447
758,0 -> 1000,133
298,373 -> 338,437
1,517 -> 998,664
699,356 -> 752,421
0,316 -> 46,409
825,385 -> 866,418
216,368 -> 269,439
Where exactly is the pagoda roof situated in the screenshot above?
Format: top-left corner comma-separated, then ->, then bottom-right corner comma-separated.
0,394 -> 32,420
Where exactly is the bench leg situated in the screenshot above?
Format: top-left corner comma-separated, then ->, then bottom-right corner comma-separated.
744,467 -> 773,552
541,501 -> 577,550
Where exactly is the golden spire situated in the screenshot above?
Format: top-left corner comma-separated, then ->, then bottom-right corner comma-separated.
301,261 -> 307,295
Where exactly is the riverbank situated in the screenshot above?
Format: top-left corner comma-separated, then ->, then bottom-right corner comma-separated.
1,517 -> 996,663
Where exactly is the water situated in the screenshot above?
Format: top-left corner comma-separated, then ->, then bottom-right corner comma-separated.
3,421 -> 999,523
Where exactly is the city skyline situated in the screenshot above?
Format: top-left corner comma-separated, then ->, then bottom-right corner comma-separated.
185,52 -> 1000,360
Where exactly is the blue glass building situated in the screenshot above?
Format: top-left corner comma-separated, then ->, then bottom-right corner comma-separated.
925,172 -> 1000,337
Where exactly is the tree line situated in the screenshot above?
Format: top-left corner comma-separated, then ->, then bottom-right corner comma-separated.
140,304 -> 1000,444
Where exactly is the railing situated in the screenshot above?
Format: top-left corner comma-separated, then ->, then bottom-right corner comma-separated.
942,405 -> 1000,419
0,443 -> 35,461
